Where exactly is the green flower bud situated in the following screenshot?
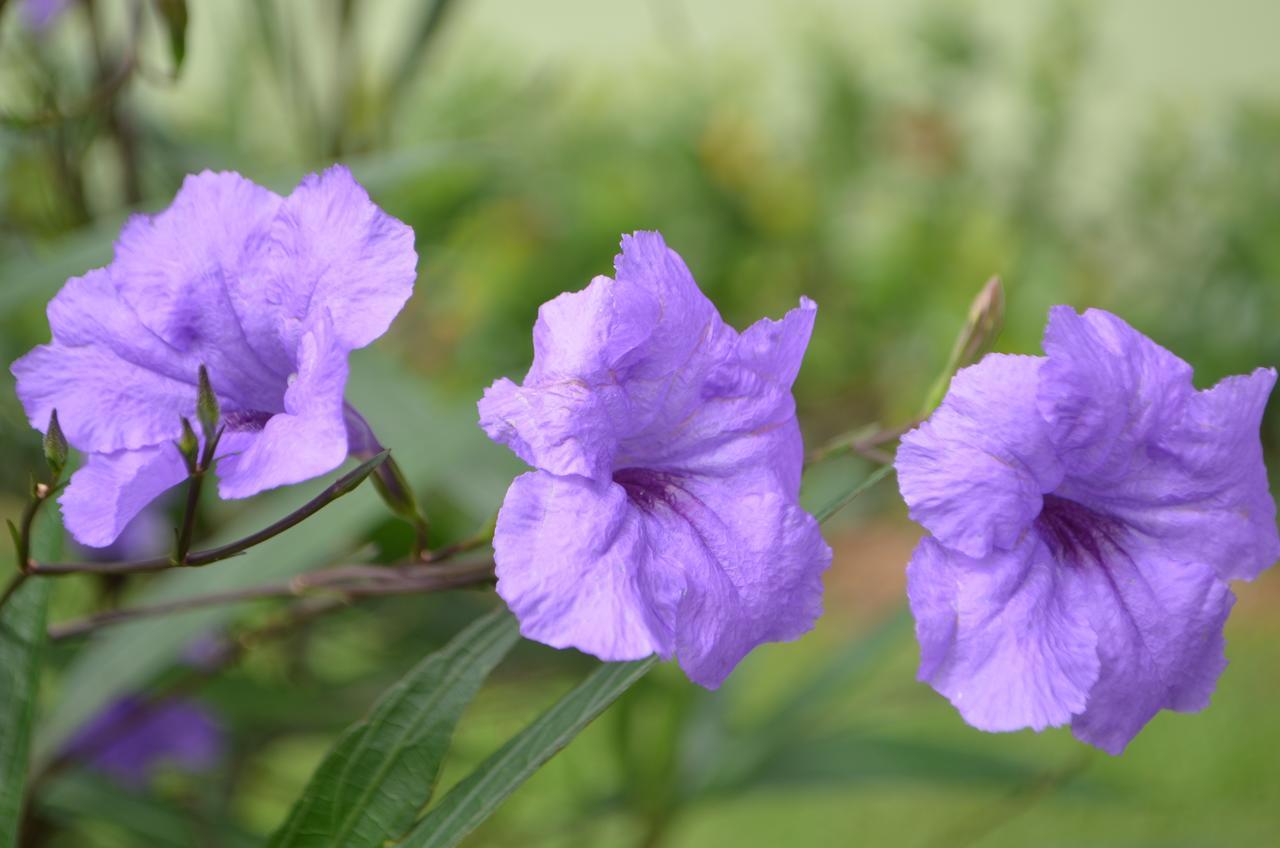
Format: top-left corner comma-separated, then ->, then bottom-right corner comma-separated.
177,416 -> 200,474
43,409 -> 68,478
196,364 -> 220,440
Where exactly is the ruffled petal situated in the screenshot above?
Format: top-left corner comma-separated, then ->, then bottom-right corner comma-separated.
896,354 -> 1063,558
111,171 -> 290,404
1067,533 -> 1234,755
216,315 -> 350,499
11,270 -> 201,454
1062,367 -> 1280,583
493,471 -> 672,661
478,377 -> 626,482
907,534 -> 1100,734
479,272 -> 658,480
1038,307 -> 1194,482
60,445 -> 189,548
242,165 -> 417,355
611,231 -> 719,382
663,468 -> 831,689
622,298 -> 815,482
526,274 -> 661,383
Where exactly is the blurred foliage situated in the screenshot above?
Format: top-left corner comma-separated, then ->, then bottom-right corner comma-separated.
2,0 -> 1280,846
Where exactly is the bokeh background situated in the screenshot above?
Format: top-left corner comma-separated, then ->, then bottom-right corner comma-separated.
3,0 -> 1280,845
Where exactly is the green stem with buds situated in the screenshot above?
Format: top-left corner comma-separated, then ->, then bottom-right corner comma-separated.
29,451 -> 391,577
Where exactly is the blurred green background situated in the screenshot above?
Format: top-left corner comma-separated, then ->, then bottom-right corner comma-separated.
3,0 -> 1280,845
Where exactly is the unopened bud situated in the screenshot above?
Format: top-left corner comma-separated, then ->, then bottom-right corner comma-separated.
43,409 -> 68,478
953,276 -> 1004,370
921,276 -> 1006,415
177,416 -> 200,474
196,365 -> 220,440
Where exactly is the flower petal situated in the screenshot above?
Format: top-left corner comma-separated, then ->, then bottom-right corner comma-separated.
1062,367 -> 1280,583
1038,306 -> 1194,482
1068,534 -> 1234,755
479,272 -> 659,480
478,377 -> 625,482
664,468 -> 831,689
112,171 -> 291,401
243,165 -> 417,355
60,445 -> 189,548
896,354 -> 1062,558
907,534 -> 1100,734
527,274 -> 662,383
611,231 -> 719,382
216,315 -> 349,499
493,471 -> 672,661
65,696 -> 222,787
11,270 -> 202,454
623,298 -> 816,482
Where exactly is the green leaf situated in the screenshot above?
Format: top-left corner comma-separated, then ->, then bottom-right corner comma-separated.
397,657 -> 657,848
267,608 -> 519,848
812,463 -> 895,524
152,0 -> 190,74
0,519 -> 59,848
38,772 -> 259,848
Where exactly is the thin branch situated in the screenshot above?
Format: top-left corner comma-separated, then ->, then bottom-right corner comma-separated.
805,421 -> 917,468
31,452 -> 390,577
0,480 -> 59,613
424,516 -> 496,563
0,2 -> 142,130
47,558 -> 495,640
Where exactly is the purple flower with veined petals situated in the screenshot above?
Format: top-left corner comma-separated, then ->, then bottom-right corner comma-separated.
62,696 -> 223,789
896,306 -> 1280,754
479,231 -> 832,689
11,166 -> 416,547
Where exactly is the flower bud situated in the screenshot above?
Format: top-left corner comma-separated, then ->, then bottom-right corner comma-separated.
953,276 -> 1005,370
43,409 -> 68,478
177,416 -> 200,474
196,365 -> 220,441
921,276 -> 1005,415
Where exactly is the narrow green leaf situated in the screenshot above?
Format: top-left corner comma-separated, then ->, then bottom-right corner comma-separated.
397,657 -> 657,848
813,463 -> 895,524
152,0 -> 190,73
0,520 -> 59,847
267,608 -> 520,848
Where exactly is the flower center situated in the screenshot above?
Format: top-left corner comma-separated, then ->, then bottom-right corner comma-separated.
612,467 -> 683,512
222,409 -> 274,433
1035,494 -> 1128,567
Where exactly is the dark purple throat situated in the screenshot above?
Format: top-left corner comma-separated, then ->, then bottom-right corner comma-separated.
222,409 -> 274,433
1035,494 -> 1129,567
613,467 -> 684,513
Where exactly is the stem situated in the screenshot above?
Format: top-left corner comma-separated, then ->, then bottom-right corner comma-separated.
0,574 -> 27,611
0,480 -> 58,614
32,592 -> 350,789
173,470 -> 204,564
85,0 -> 142,203
32,452 -> 390,576
425,516 -> 496,563
805,421 -> 916,468
47,558 -> 494,640
813,463 -> 896,525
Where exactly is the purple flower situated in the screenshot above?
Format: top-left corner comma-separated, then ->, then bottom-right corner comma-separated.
896,306 -> 1279,754
11,166 -> 416,547
21,0 -> 69,31
63,696 -> 223,788
479,231 -> 831,689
